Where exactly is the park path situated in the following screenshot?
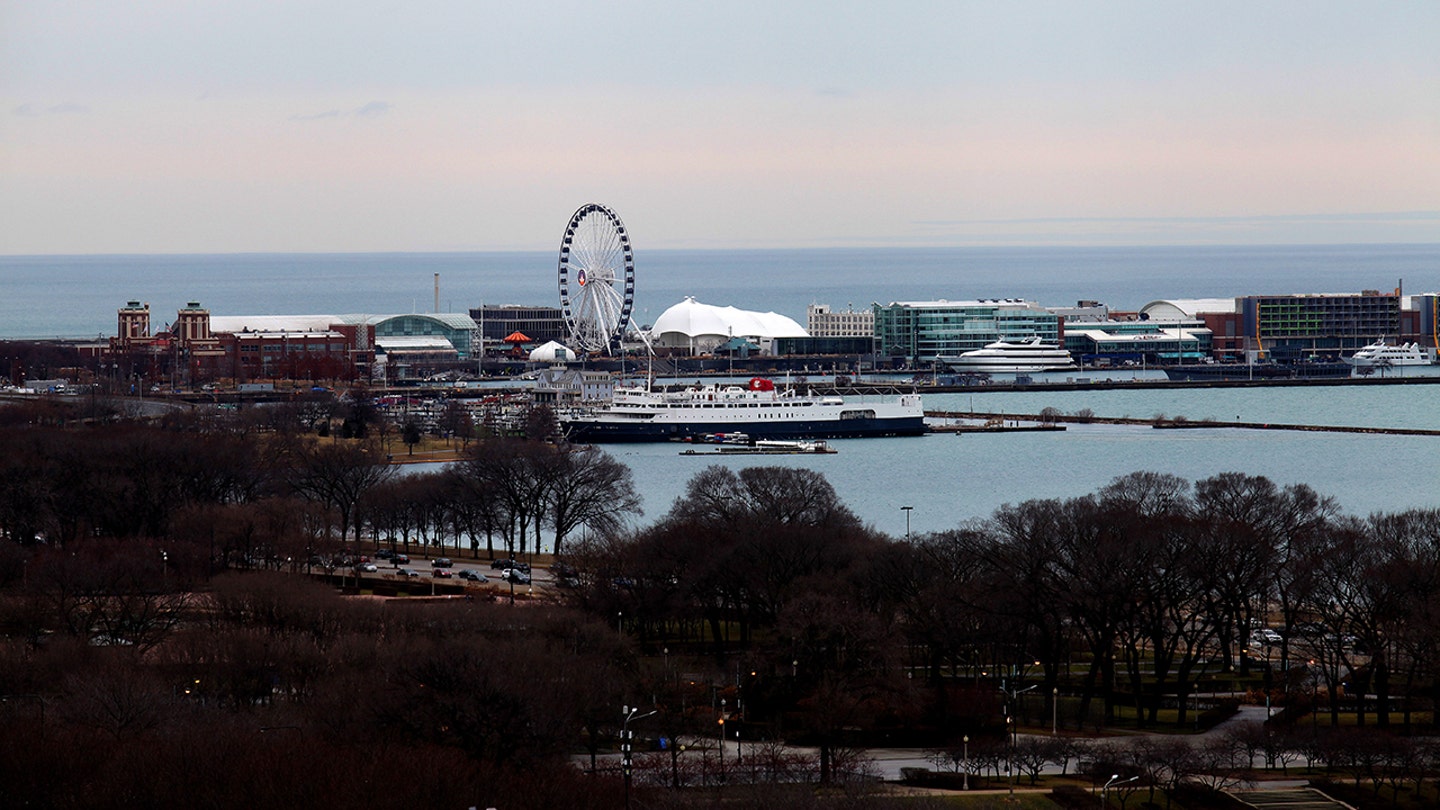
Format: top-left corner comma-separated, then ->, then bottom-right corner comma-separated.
1228,788 -> 1353,810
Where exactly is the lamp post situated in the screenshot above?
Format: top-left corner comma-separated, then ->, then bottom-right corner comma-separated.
901,505 -> 913,538
1000,680 -> 1035,798
1053,686 -> 1059,735
962,734 -> 969,790
1102,773 -> 1137,808
621,705 -> 656,810
718,698 -> 727,779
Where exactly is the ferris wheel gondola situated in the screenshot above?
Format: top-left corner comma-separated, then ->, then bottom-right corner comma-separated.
557,203 -> 635,355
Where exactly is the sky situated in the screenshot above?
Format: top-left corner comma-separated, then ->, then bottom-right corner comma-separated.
3,1 -> 1439,254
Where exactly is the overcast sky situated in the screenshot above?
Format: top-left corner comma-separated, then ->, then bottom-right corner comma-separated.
3,1 -> 1438,254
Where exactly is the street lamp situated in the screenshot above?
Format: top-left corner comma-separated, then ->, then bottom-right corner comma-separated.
1102,773 -> 1137,807
901,505 -> 913,538
1000,681 -> 1036,797
1053,686 -> 1059,735
962,734 -> 969,790
621,704 -> 657,810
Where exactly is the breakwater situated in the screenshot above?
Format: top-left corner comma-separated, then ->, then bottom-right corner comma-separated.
926,410 -> 1440,437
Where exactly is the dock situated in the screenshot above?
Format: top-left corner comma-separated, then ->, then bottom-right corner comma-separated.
927,411 -> 1440,437
929,423 -> 1066,434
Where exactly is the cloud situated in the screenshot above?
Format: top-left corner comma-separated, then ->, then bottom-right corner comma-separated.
353,100 -> 392,118
289,101 -> 392,122
12,102 -> 90,116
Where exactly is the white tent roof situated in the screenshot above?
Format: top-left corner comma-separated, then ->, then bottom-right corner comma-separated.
528,340 -> 575,363
650,297 -> 808,340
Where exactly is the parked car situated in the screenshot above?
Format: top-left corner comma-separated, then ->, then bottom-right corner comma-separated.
499,569 -> 531,585
432,568 -> 453,578
1249,628 -> 1283,647
457,569 -> 485,582
432,557 -> 453,568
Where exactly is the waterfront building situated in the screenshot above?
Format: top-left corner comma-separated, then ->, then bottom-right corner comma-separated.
469,305 -> 566,349
1142,292 -> 1434,362
772,336 -> 877,356
1063,319 -> 1212,365
531,367 -> 614,405
1238,291 -> 1402,361
872,299 -> 1060,363
108,304 -> 375,385
1413,294 -> 1440,350
807,303 -> 874,338
361,313 -> 477,359
648,297 -> 808,355
206,313 -> 373,381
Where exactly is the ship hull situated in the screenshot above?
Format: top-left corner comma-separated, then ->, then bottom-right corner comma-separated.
563,414 -> 928,443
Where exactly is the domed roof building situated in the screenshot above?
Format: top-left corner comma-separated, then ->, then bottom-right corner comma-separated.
649,297 -> 807,354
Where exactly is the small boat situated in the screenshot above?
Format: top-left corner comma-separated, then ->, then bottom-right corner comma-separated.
681,439 -> 836,456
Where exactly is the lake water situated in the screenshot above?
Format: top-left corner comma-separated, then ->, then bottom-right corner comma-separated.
615,383 -> 1440,538
4,243 -> 1439,339
401,382 -> 1439,547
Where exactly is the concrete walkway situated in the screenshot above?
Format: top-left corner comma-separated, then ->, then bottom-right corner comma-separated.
1228,788 -> 1354,810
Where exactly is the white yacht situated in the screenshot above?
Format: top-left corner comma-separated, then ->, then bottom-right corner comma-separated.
937,337 -> 1077,373
1344,340 -> 1436,367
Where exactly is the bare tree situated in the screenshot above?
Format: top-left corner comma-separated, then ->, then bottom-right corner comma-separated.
286,439 -> 393,548
547,444 -> 642,558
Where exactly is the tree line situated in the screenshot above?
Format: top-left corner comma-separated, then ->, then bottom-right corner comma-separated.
2,400 -> 1439,807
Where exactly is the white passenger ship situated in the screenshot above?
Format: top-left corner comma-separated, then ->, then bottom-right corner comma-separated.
560,377 -> 927,442
1345,340 -> 1436,367
937,337 -> 1077,373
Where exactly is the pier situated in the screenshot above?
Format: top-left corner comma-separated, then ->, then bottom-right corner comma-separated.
926,410 -> 1440,437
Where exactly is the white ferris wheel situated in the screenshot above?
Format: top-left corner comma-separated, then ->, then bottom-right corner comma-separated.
557,203 -> 635,355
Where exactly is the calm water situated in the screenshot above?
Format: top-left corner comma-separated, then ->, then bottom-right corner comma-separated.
616,389 -> 1440,539
3,244 -> 1439,339
405,382 -> 1440,547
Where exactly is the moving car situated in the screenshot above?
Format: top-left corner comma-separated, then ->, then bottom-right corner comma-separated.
457,569 -> 485,582
499,569 -> 531,585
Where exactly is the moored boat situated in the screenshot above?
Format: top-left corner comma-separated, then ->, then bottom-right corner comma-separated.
937,337 -> 1076,373
561,377 -> 926,443
1345,340 -> 1436,367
